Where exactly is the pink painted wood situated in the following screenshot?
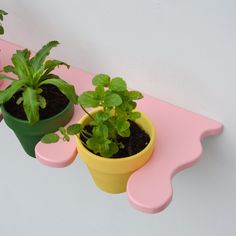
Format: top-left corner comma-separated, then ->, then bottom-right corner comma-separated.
127,98 -> 223,213
0,40 -> 223,213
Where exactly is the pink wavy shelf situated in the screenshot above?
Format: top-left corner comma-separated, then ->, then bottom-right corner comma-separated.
0,39 -> 223,213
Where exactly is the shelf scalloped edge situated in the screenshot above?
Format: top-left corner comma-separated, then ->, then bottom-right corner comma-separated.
127,113 -> 223,214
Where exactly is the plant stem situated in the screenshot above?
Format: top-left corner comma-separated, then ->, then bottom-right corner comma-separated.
82,129 -> 92,137
81,130 -> 90,139
80,105 -> 95,120
76,134 -> 89,148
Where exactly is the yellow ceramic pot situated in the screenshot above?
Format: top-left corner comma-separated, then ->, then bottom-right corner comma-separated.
76,108 -> 155,194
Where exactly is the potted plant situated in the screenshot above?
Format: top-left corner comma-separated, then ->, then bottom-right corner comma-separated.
42,74 -> 155,193
0,9 -> 8,87
0,40 -> 78,157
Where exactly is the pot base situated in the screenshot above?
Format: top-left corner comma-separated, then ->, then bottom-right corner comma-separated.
88,167 -> 132,194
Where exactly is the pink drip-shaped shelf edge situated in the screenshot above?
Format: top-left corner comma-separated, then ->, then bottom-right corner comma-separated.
0,39 -> 223,213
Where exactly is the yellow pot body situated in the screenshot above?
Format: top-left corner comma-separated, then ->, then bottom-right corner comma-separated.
76,108 -> 156,194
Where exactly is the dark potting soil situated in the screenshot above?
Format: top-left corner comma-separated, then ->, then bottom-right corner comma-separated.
4,84 -> 69,120
81,121 -> 150,158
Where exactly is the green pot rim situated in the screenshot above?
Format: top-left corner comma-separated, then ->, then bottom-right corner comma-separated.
1,100 -> 74,125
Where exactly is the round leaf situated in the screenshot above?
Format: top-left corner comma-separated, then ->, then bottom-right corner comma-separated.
92,74 -> 110,87
110,77 -> 127,92
118,128 -> 130,137
104,93 -> 122,107
93,124 -> 109,139
87,137 -> 102,154
78,91 -> 100,107
128,91 -> 143,100
115,119 -> 130,132
67,124 -> 82,135
95,85 -> 105,99
100,142 -> 119,158
95,111 -> 110,123
128,112 -> 141,121
41,133 -> 60,144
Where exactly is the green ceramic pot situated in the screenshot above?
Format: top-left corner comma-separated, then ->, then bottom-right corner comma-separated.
1,102 -> 74,157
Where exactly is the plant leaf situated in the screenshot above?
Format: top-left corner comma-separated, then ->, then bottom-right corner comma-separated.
118,128 -> 130,137
99,140 -> 110,156
0,80 -> 25,104
78,91 -> 100,107
59,127 -> 67,135
39,73 -> 61,83
87,137 -> 102,154
30,41 -> 59,73
0,10 -> 7,33
128,91 -> 143,100
95,85 -> 105,99
40,78 -> 78,104
43,59 -> 70,75
36,88 -> 43,94
41,133 -> 60,144
22,87 -> 39,124
63,134 -> 70,142
0,26 -> 4,35
128,111 -> 141,121
114,118 -> 131,137
67,124 -> 82,135
100,141 -> 119,157
32,66 -> 45,86
0,10 -> 8,16
104,93 -> 122,107
115,119 -> 130,132
93,124 -> 109,139
16,97 -> 23,105
110,77 -> 127,92
125,101 -> 137,111
0,74 -> 16,81
92,74 -> 110,87
58,127 -> 70,141
3,65 -> 17,75
11,49 -> 32,82
38,95 -> 46,109
95,111 -> 110,123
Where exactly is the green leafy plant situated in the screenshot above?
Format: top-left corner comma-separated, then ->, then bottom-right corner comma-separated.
0,40 -> 78,124
42,74 -> 144,157
0,9 -> 7,35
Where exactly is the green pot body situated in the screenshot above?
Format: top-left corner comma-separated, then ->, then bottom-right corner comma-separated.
1,102 -> 74,157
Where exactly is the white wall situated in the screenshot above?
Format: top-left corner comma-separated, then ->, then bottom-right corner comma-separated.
1,0 -> 235,235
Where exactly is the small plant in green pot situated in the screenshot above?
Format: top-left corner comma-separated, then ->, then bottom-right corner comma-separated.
0,40 -> 78,157
0,9 -> 8,87
42,74 -> 155,193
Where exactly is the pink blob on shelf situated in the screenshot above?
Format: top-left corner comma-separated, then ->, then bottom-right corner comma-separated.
127,97 -> 223,213
36,135 -> 77,168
